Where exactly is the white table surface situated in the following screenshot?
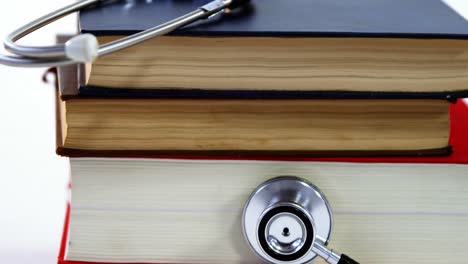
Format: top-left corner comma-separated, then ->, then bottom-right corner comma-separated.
0,1 -> 467,264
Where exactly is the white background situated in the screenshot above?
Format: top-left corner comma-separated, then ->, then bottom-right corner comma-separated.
0,1 -> 75,264
0,1 -> 467,264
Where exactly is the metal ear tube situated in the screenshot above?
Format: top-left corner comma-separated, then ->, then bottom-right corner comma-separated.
0,0 -> 249,67
242,176 -> 359,264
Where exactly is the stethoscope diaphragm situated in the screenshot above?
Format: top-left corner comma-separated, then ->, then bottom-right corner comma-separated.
242,176 -> 359,264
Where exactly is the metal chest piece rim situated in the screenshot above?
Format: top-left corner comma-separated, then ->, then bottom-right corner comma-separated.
242,176 -> 334,264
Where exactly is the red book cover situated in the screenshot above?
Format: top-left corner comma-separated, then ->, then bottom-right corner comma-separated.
58,100 -> 468,264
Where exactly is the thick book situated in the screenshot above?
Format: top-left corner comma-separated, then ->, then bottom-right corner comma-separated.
55,65 -> 454,157
58,158 -> 468,264
76,0 -> 468,98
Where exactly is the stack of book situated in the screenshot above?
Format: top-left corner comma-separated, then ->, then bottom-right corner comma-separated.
55,0 -> 468,263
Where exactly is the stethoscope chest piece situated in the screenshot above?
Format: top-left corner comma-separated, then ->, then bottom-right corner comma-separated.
242,176 -> 333,264
243,176 -> 359,264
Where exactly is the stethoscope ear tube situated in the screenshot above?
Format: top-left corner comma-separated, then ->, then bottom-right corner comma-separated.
0,0 -> 247,67
243,176 -> 359,264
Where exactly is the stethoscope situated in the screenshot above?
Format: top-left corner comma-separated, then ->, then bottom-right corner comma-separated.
1,1 -> 360,263
0,0 -> 248,67
243,177 -> 359,264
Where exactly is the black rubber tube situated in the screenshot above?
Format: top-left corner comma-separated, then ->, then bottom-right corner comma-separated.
337,254 -> 360,264
229,0 -> 251,9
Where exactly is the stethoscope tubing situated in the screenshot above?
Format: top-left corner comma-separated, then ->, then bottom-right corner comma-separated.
0,0 -> 233,67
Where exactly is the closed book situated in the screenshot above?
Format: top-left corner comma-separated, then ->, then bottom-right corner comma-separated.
55,65 -> 460,157
75,0 -> 468,98
58,158 -> 468,264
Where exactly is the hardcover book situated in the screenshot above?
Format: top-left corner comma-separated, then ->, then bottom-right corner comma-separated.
55,65 -> 463,158
58,158 -> 468,264
75,0 -> 468,99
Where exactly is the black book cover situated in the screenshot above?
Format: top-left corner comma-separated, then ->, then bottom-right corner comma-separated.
80,0 -> 468,38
